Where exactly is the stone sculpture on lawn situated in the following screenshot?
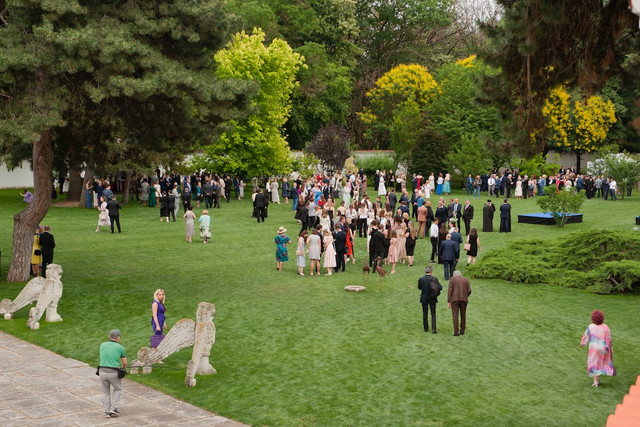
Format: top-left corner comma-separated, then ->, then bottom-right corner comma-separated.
0,264 -> 64,330
130,302 -> 217,387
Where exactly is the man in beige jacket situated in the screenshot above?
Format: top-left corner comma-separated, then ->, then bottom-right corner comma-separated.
447,270 -> 472,336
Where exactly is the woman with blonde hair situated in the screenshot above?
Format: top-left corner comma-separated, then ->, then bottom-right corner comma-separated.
322,229 -> 337,275
151,289 -> 167,335
95,196 -> 110,232
31,225 -> 43,277
307,228 -> 322,276
296,230 -> 308,276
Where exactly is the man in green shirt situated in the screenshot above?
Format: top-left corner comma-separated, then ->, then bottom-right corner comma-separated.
99,329 -> 127,418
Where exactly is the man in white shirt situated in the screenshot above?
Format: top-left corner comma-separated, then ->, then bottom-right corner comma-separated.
429,219 -> 440,263
488,175 -> 496,197
608,179 -> 617,200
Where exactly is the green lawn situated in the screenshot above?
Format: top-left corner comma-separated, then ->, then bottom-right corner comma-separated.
0,188 -> 638,426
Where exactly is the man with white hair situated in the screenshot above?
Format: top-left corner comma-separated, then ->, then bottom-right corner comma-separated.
448,271 -> 472,337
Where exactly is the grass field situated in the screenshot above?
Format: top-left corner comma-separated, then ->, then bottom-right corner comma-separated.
0,187 -> 638,426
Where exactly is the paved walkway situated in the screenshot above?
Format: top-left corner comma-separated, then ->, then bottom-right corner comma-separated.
0,331 -> 247,426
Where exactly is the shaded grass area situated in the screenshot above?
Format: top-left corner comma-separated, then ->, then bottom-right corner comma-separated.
1,188 -> 639,426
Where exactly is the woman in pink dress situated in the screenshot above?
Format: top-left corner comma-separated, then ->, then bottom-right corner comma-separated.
580,310 -> 615,387
322,230 -> 337,275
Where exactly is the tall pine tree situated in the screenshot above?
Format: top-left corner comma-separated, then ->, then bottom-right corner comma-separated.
0,1 -> 252,282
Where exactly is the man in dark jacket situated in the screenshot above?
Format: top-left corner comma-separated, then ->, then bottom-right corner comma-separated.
106,195 -> 121,233
39,225 -> 56,277
439,234 -> 459,280
418,265 -> 443,334
254,189 -> 267,223
370,223 -> 386,268
333,225 -> 347,273
462,199 -> 474,235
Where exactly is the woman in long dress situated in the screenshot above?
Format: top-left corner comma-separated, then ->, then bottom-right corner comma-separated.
307,228 -> 322,276
140,179 -> 150,205
151,289 -> 167,336
149,183 -> 157,207
581,310 -> 615,387
183,206 -> 196,243
405,221 -> 416,267
96,196 -> 111,232
395,218 -> 407,265
443,173 -> 451,195
436,173 -> 444,195
296,230 -> 308,276
465,227 -> 481,266
322,230 -> 337,275
271,180 -> 280,204
378,175 -> 387,196
515,178 -> 523,199
31,226 -> 42,277
387,228 -> 398,274
274,226 -> 290,270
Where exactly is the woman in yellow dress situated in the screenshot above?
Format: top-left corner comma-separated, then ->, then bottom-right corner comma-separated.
31,225 -> 43,277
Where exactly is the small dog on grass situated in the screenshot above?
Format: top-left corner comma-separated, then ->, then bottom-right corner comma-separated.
362,265 -> 370,275
374,257 -> 386,278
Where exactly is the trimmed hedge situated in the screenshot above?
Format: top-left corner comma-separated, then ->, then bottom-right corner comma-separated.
468,230 -> 640,294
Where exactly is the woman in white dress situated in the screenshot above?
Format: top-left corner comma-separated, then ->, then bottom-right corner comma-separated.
271,179 -> 280,203
322,230 -> 337,275
515,178 -> 523,199
95,196 -> 110,232
378,175 -> 387,196
342,181 -> 351,206
428,173 -> 435,192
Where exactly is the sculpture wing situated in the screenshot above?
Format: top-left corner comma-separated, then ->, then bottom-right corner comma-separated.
136,319 -> 196,365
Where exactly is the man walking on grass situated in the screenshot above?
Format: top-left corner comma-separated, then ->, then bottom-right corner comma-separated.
418,265 -> 443,334
106,195 -> 121,233
448,271 -> 472,336
99,330 -> 126,418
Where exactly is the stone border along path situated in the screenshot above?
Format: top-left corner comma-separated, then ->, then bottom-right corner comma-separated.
0,331 -> 247,426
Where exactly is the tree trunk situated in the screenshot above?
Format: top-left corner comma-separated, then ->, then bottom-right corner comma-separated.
7,129 -> 54,282
122,170 -> 132,204
66,169 -> 82,202
576,151 -> 582,174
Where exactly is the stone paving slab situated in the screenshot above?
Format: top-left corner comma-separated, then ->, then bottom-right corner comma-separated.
0,331 -> 248,426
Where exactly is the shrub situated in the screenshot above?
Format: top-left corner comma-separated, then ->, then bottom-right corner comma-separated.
473,230 -> 640,294
355,155 -> 396,178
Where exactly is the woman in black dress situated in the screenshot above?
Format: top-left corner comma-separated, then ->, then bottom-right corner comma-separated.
405,221 -> 417,266
465,227 -> 481,266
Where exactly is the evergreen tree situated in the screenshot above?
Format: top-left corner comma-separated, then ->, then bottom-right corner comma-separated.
0,0 -> 252,282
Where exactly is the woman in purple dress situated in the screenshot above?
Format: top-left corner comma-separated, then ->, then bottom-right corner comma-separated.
580,310 -> 615,387
151,289 -> 167,335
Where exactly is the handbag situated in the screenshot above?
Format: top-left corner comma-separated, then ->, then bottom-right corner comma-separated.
34,249 -> 42,255
117,368 -> 127,378
463,243 -> 471,251
150,334 -> 165,348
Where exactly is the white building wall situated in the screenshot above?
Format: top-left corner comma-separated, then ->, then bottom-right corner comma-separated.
0,162 -> 33,189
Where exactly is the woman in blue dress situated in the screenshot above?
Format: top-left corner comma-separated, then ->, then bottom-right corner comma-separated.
151,289 -> 167,335
436,173 -> 444,195
443,173 -> 451,195
274,226 -> 291,271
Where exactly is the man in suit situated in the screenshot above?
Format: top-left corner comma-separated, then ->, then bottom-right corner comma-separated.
417,265 -> 443,334
387,189 -> 397,214
106,195 -> 121,233
333,225 -> 347,273
371,223 -> 386,268
499,198 -> 511,233
462,199 -> 474,235
450,227 -> 463,270
254,188 -> 267,223
448,270 -> 472,336
39,225 -> 56,277
439,234 -> 459,280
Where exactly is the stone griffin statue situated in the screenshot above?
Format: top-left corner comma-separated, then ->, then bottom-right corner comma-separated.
130,302 -> 216,387
0,264 -> 64,330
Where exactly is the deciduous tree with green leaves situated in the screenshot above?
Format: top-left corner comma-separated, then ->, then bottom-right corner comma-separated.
537,189 -> 586,227
193,29 -> 305,177
0,0 -> 251,282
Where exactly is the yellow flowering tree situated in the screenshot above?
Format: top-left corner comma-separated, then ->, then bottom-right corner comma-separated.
359,64 -> 438,149
541,85 -> 617,171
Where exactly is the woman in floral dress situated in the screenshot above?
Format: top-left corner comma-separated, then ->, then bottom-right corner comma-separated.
580,310 -> 615,387
274,226 -> 291,271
